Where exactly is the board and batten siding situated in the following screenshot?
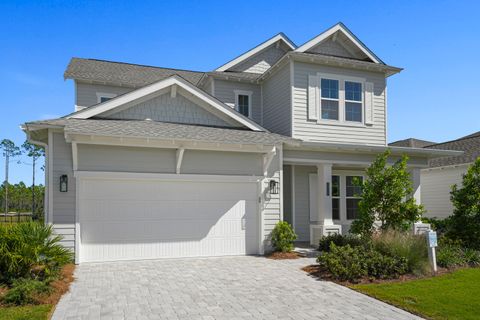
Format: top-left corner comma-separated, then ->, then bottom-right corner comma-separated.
51,132 -> 76,250
421,164 -> 468,219
292,62 -> 387,145
261,62 -> 292,136
76,81 -> 132,109
212,80 -> 262,124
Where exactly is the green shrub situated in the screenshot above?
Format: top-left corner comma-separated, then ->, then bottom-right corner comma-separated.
437,243 -> 466,268
270,221 -> 297,252
372,230 -> 429,275
2,278 -> 51,305
0,222 -> 72,284
317,243 -> 408,282
318,234 -> 365,252
422,217 -> 452,237
463,248 -> 480,266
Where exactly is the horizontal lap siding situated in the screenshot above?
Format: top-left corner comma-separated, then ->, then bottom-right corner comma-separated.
52,133 -> 76,250
76,81 -> 132,109
293,166 -> 316,241
293,62 -> 386,145
263,154 -> 282,250
421,165 -> 467,219
213,80 -> 262,124
262,63 -> 291,136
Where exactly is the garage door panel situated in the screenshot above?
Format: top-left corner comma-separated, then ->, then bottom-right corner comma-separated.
79,177 -> 259,262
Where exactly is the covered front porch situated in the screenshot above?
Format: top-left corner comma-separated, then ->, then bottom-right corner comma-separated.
281,142 -> 447,246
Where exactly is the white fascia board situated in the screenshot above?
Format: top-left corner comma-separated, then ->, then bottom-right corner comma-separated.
215,33 -> 296,72
67,75 -> 265,131
295,23 -> 382,64
288,141 -> 463,158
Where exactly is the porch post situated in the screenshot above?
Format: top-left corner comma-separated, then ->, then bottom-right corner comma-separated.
410,167 -> 430,234
310,163 -> 342,245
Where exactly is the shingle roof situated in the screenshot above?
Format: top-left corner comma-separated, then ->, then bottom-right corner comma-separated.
64,58 -> 205,87
424,133 -> 480,168
389,138 -> 436,148
25,119 -> 297,146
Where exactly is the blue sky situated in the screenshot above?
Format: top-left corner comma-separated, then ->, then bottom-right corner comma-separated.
1,0 -> 479,184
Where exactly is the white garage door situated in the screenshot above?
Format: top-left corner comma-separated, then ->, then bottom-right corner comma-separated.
78,174 -> 260,263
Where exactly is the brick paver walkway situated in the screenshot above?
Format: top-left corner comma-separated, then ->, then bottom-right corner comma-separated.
52,256 -> 421,319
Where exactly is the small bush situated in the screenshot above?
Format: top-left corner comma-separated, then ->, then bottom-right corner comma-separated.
372,230 -> 429,275
2,278 -> 51,305
0,222 -> 72,284
437,244 -> 466,268
271,221 -> 297,252
317,244 -> 408,282
318,234 -> 364,252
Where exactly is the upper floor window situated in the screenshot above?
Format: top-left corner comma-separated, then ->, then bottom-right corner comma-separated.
345,81 -> 362,122
96,92 -> 117,104
321,79 -> 339,120
234,90 -> 252,118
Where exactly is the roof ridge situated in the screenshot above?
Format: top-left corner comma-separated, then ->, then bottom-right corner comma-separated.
426,132 -> 480,148
70,57 -> 205,74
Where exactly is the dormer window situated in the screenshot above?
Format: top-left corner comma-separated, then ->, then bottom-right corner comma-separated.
234,90 -> 252,118
96,92 -> 117,104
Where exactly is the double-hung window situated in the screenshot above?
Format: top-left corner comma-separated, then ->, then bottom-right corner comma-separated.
345,81 -> 363,122
346,176 -> 363,220
320,79 -> 339,120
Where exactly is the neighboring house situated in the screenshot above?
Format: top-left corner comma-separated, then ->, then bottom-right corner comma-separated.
423,133 -> 479,218
22,23 -> 458,264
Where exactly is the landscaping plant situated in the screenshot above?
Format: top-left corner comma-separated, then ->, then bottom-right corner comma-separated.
448,158 -> 480,249
0,222 -> 72,285
318,233 -> 364,252
371,230 -> 429,275
2,278 -> 51,306
350,150 -> 424,237
270,221 -> 297,252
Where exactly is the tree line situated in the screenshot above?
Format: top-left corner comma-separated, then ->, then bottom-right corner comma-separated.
0,139 -> 45,220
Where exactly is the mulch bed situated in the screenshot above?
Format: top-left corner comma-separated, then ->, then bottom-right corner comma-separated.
266,251 -> 302,260
302,264 -> 452,286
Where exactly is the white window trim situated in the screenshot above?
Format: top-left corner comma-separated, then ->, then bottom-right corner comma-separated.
316,73 -> 366,127
96,92 -> 117,104
331,170 -> 365,224
234,90 -> 253,119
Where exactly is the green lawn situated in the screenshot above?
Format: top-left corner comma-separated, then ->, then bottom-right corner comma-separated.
352,268 -> 480,320
0,305 -> 52,320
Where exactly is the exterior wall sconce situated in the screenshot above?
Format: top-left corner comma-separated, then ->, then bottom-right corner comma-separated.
269,180 -> 279,195
60,175 -> 68,192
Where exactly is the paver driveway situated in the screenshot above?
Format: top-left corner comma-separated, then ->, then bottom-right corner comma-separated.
52,256 -> 420,320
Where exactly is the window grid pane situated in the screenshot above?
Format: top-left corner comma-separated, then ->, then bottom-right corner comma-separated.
347,199 -> 360,220
332,175 -> 340,197
346,176 -> 363,197
321,100 -> 339,120
345,81 -> 362,101
345,102 -> 362,122
321,79 -> 339,99
332,198 -> 340,220
238,95 -> 249,117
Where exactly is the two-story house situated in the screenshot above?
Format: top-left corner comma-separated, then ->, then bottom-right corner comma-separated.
22,23 -> 457,263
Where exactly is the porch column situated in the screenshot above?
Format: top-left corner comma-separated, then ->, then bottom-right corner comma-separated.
410,167 -> 430,234
316,164 -> 333,225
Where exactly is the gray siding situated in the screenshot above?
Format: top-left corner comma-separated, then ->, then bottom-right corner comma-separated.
76,81 -> 132,109
308,39 -> 356,59
262,152 -> 282,251
421,165 -> 468,219
104,92 -> 232,127
182,150 -> 263,176
213,80 -> 262,124
229,45 -> 288,74
52,132 -> 76,250
293,165 -> 316,241
262,62 -> 292,136
292,62 -> 387,145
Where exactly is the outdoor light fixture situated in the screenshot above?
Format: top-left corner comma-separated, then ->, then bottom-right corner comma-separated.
269,180 -> 279,195
60,175 -> 68,192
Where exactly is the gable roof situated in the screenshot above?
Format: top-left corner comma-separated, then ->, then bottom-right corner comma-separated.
24,118 -> 297,146
67,75 -> 265,131
389,138 -> 436,148
295,22 -> 384,64
424,133 -> 480,168
215,33 -> 296,72
65,58 -> 205,87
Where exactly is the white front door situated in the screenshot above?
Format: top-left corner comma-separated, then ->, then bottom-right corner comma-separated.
77,174 -> 260,263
